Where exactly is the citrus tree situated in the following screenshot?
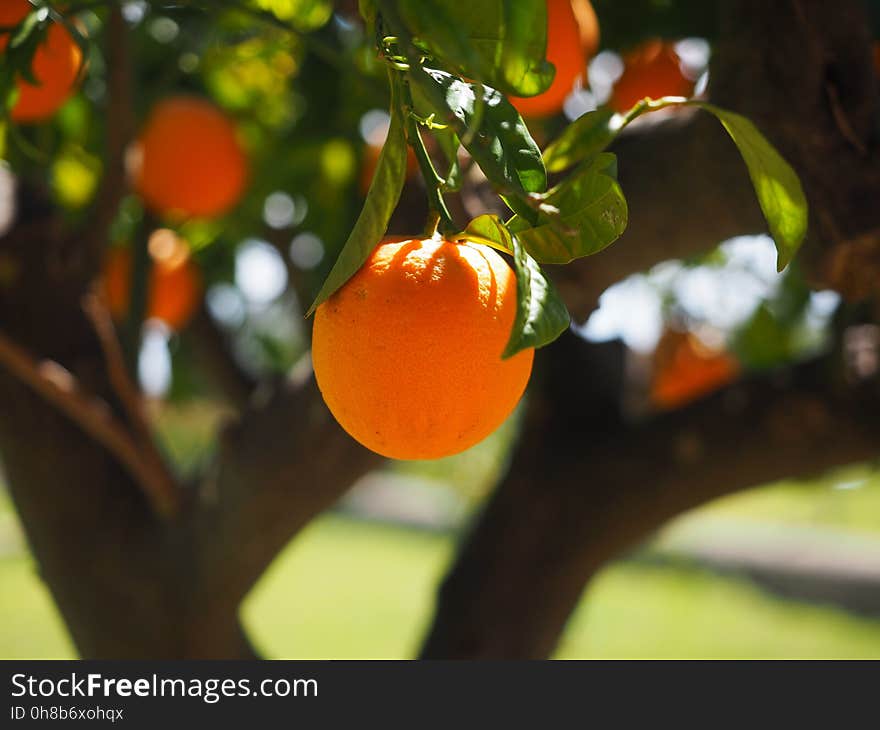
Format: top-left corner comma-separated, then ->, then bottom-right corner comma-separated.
0,0 -> 878,658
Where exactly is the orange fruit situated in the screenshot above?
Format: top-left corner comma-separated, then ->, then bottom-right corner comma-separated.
0,0 -> 83,123
610,39 -> 693,113
102,229 -> 203,331
131,96 -> 248,219
312,236 -> 534,460
650,329 -> 739,410
510,0 -> 599,119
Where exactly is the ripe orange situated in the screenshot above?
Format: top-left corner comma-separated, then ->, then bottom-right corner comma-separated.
650,329 -> 739,410
102,229 -> 203,331
131,96 -> 248,219
610,40 -> 693,113
312,237 -> 534,460
510,0 -> 599,119
0,0 -> 83,123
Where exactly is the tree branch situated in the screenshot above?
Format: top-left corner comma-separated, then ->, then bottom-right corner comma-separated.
82,291 -> 183,513
421,332 -> 880,658
84,4 -> 133,262
550,111 -> 766,320
551,0 -> 880,321
186,301 -> 257,410
422,0 -> 880,658
190,354 -> 383,606
0,327 -> 179,518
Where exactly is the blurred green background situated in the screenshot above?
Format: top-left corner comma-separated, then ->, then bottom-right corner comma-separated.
3,402 -> 880,659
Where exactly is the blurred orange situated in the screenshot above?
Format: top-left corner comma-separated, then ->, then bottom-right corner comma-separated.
102,230 -> 203,331
610,40 -> 693,113
651,328 -> 739,410
510,0 -> 599,119
0,0 -> 83,123
131,96 -> 248,220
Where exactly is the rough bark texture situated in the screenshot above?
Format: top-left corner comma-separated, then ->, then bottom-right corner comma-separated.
420,333 -> 880,658
0,183 -> 379,657
420,0 -> 880,658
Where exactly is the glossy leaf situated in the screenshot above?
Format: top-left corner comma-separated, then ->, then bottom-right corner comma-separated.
409,78 -> 462,191
457,215 -> 569,357
699,103 -> 807,271
542,96 -> 808,270
509,153 -> 628,264
411,66 -> 546,196
5,8 -> 49,87
307,76 -> 409,314
458,213 -> 514,253
543,106 -> 618,173
396,0 -> 553,97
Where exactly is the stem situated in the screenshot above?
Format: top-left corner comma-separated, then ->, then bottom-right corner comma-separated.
85,2 -> 133,262
399,79 -> 454,236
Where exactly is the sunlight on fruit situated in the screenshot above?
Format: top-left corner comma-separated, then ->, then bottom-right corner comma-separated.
312,237 -> 534,461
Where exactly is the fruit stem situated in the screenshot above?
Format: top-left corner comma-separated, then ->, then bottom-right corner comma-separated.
400,81 -> 455,237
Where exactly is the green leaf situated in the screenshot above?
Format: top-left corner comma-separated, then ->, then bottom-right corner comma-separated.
6,9 -> 49,87
408,79 -> 462,191
543,106 -> 618,173
458,213 -> 514,253
433,127 -> 462,191
509,153 -> 628,264
458,215 -> 569,357
396,0 -> 553,97
698,103 -> 808,271
410,66 -> 546,196
540,96 -> 808,270
307,75 -> 409,314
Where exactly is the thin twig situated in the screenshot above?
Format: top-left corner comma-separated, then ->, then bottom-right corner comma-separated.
82,291 -> 183,506
825,81 -> 868,156
85,3 -> 133,261
0,328 -> 180,518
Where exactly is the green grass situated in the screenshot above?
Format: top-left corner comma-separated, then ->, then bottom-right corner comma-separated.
682,464 -> 880,536
4,514 -> 880,659
0,556 -> 76,658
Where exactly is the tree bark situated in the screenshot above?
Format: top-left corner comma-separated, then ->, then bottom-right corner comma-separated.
1,0 -> 878,660
0,182 -> 378,657
421,332 -> 880,658
421,0 -> 880,658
